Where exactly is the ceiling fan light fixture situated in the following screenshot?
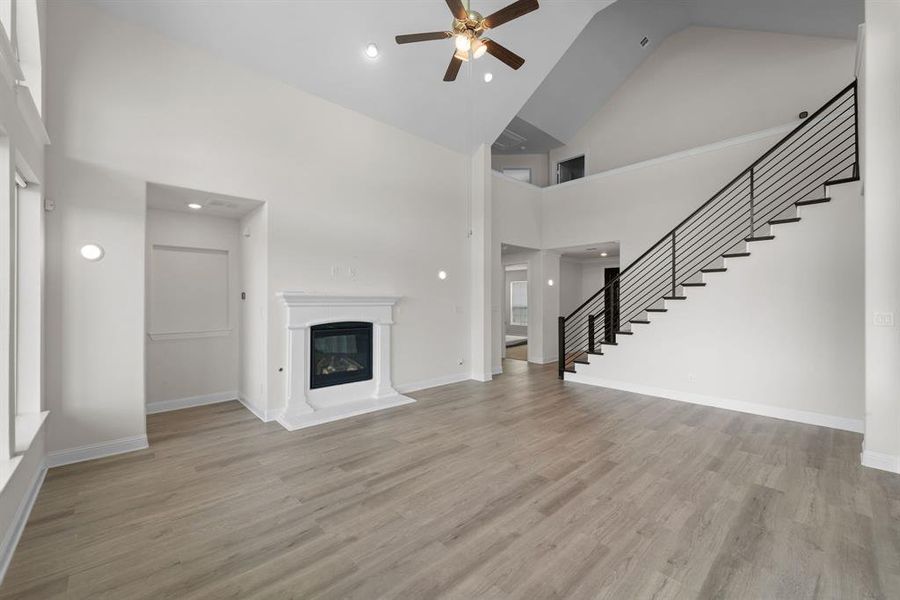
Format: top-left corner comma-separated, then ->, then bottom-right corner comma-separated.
453,49 -> 470,62
472,38 -> 488,59
455,34 -> 471,52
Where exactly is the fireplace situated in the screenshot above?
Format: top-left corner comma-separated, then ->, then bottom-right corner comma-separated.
309,321 -> 373,389
277,293 -> 413,431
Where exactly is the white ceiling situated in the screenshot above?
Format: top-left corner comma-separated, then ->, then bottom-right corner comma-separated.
88,0 -> 614,154
558,241 -> 620,261
505,0 -> 863,152
147,183 -> 263,219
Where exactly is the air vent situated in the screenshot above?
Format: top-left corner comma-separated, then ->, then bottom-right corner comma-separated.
494,126 -> 528,152
640,36 -> 649,47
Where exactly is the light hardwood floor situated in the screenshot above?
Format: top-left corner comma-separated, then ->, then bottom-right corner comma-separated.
505,343 -> 528,361
3,360 -> 899,599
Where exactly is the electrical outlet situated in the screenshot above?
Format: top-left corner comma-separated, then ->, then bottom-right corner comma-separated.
874,312 -> 895,327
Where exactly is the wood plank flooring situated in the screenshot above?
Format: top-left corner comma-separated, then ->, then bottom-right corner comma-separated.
505,343 -> 528,361
3,360 -> 899,599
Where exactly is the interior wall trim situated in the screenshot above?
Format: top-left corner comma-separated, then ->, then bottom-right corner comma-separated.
46,435 -> 149,468
565,373 -> 865,434
395,372 -> 470,394
0,461 -> 45,585
145,390 -> 239,414
239,395 -> 274,422
146,329 -> 233,341
861,449 -> 900,474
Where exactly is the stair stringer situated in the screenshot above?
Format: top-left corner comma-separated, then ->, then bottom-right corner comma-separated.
566,181 -> 864,432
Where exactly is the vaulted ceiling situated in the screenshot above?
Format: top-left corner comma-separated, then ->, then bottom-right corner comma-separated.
497,0 -> 864,155
88,0 -> 614,154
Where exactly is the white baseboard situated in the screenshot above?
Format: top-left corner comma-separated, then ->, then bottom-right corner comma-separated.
146,390 -> 238,414
395,372 -> 470,394
46,435 -> 149,468
861,449 -> 900,474
239,396 -> 274,422
565,373 -> 865,433
534,356 -> 559,365
0,462 -> 45,585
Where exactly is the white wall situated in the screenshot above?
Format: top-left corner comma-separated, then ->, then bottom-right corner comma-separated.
570,182 -> 865,431
551,26 -> 856,176
559,258 -> 583,316
45,1 -> 471,446
862,2 -> 900,472
559,257 -> 620,317
239,204 -> 268,418
578,258 -> 619,303
491,154 -> 550,188
145,208 -> 241,409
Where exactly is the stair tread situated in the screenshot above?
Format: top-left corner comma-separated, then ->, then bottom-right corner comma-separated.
614,330 -> 633,335
701,267 -> 727,273
825,176 -> 858,186
573,359 -> 590,365
723,252 -> 750,258
769,217 -> 801,225
629,319 -> 651,324
564,367 -> 576,374
663,296 -> 687,300
796,197 -> 831,206
745,235 -> 775,242
646,308 -> 668,313
599,341 -> 618,346
681,282 -> 706,287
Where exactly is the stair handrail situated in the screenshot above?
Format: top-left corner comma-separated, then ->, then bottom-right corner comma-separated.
559,80 -> 859,378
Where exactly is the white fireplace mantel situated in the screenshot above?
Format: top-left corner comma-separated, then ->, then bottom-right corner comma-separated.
276,292 -> 414,431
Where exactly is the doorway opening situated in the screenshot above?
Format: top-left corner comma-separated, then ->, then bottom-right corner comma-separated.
556,155 -> 585,184
557,241 -> 621,345
505,265 -> 529,361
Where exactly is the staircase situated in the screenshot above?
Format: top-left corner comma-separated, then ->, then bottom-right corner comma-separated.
558,81 -> 859,378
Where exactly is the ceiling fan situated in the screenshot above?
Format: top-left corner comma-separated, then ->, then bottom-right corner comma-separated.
395,0 -> 539,82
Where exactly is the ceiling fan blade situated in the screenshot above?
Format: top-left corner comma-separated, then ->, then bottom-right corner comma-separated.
395,31 -> 452,44
485,40 -> 525,70
444,52 -> 464,82
445,0 -> 468,20
483,0 -> 539,29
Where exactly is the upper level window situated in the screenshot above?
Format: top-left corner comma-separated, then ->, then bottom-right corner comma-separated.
557,155 -> 585,184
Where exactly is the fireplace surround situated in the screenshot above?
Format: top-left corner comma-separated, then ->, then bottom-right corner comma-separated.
276,293 -> 414,431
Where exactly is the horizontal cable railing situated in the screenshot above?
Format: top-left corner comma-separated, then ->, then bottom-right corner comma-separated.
559,80 -> 859,377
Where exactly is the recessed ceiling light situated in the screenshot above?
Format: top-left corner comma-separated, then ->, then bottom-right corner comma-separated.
547,279 -> 554,286
483,72 -> 493,83
365,43 -> 379,59
187,203 -> 203,210
600,252 -> 608,257
438,270 -> 448,280
80,243 -> 104,261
